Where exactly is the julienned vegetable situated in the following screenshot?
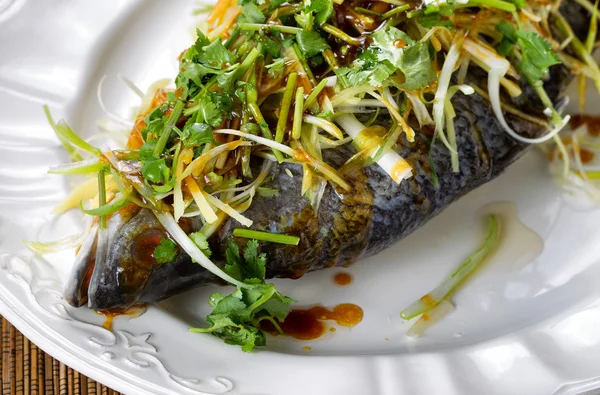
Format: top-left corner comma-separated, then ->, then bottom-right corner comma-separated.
401,215 -> 501,336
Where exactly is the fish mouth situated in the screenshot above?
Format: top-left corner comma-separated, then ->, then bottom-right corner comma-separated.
64,224 -> 98,307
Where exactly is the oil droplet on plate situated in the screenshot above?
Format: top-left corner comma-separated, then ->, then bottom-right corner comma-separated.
303,346 -> 311,351
478,201 -> 544,271
263,304 -> 363,340
96,305 -> 147,330
333,272 -> 353,286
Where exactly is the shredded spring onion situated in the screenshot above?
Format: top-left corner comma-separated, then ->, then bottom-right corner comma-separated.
406,300 -> 455,338
155,211 -> 250,288
400,214 -> 501,321
336,114 -> 412,183
48,159 -> 107,175
203,191 -> 253,227
433,39 -> 463,153
232,228 -> 300,245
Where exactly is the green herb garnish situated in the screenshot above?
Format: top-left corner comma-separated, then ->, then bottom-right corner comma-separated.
153,238 -> 179,264
190,241 -> 294,352
497,21 -> 560,85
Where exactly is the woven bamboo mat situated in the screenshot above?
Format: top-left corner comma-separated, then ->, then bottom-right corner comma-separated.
0,316 -> 121,395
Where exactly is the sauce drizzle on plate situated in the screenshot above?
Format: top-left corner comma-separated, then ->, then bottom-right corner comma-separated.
264,303 -> 363,340
333,272 -> 353,286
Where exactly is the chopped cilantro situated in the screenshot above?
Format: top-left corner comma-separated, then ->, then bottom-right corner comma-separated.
198,39 -> 237,68
139,142 -> 171,183
166,91 -> 177,103
141,158 -> 170,183
305,0 -> 333,25
336,26 -> 434,89
397,42 -> 436,90
266,58 -> 285,78
281,36 -> 295,48
497,21 -> 560,85
190,95 -> 225,127
417,13 -> 455,29
296,30 -> 330,57
238,3 -> 265,24
190,240 -> 295,352
261,36 -> 281,58
182,122 -> 217,147
294,10 -> 315,29
190,231 -> 212,257
153,238 -> 178,264
142,106 -> 166,141
175,31 -> 240,99
515,30 -> 560,84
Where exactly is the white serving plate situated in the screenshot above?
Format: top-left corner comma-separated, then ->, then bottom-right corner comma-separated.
1,1 -> 600,394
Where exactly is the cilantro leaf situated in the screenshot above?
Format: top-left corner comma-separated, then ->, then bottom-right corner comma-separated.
139,142 -> 157,161
141,157 -> 170,184
193,28 -> 210,49
190,241 -> 295,352
141,107 -> 166,142
198,40 -> 236,68
266,58 -> 285,78
242,240 -> 266,282
182,122 -> 216,147
238,3 -> 265,24
260,296 -> 293,320
153,238 -> 178,264
371,26 -> 416,66
224,241 -> 243,281
336,26 -> 434,89
305,0 -> 333,25
496,22 -> 560,85
294,10 -> 315,29
190,231 -> 212,257
175,32 -> 240,98
396,42 -> 436,89
212,293 -> 247,314
194,95 -> 224,127
515,30 -> 560,85
296,30 -> 330,57
261,36 -> 281,58
417,13 -> 455,29
336,56 -> 395,87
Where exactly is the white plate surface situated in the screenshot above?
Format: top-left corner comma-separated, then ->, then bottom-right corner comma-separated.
1,1 -> 600,394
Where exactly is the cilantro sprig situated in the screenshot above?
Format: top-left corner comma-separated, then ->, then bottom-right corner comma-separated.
496,21 -> 560,85
336,25 -> 435,89
153,238 -> 179,264
190,241 -> 294,352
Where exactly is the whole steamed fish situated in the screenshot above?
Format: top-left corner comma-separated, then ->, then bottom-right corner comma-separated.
61,0 -> 592,310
